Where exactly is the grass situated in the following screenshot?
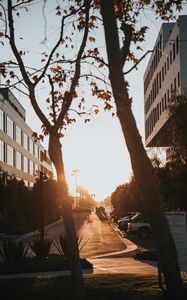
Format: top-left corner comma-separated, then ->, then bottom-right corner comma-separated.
0,274 -> 186,300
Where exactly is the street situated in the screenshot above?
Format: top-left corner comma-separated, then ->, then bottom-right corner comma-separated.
0,211 -> 159,275
44,212 -> 158,275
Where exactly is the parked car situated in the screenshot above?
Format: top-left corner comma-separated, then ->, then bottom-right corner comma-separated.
127,214 -> 152,239
117,212 -> 140,232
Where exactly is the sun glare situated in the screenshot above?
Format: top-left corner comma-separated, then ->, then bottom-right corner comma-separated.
63,114 -> 132,202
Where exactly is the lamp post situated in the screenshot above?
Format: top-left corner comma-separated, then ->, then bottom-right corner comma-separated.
39,170 -> 48,242
71,168 -> 79,208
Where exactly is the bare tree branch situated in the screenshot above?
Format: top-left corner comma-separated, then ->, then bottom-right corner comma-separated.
83,55 -> 108,67
7,0 -> 51,131
55,0 -> 91,130
8,0 -> 32,88
0,83 -> 29,97
34,3 -> 85,86
10,85 -> 29,97
124,50 -> 153,75
12,0 -> 34,9
48,74 -> 57,125
69,109 -> 86,116
80,73 -> 111,86
0,3 -> 8,37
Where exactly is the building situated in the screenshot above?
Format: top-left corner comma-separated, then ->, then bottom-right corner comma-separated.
0,88 -> 53,187
144,15 -> 187,147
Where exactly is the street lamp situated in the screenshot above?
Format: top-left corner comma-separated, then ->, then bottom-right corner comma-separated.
39,170 -> 48,242
71,168 -> 79,208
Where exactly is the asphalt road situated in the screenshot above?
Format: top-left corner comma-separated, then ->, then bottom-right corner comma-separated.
42,212 -> 127,257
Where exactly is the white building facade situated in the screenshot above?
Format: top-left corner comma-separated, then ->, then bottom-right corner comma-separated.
0,88 -> 53,187
144,15 -> 187,147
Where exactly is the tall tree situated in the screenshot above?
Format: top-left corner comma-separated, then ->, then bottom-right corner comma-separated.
99,1 -> 184,299
0,1 -> 96,298
1,1 -> 185,298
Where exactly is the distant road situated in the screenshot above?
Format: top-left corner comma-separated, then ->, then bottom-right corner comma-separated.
43,212 -> 127,258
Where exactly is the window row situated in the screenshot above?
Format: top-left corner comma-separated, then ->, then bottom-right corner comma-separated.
145,74 -> 180,139
144,35 -> 179,94
0,109 -> 39,158
145,71 -> 180,115
0,140 -> 39,175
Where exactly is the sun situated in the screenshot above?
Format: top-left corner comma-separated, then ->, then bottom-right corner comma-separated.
63,113 -> 132,201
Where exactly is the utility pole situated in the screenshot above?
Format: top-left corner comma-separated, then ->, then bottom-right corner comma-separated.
39,170 -> 48,242
71,168 -> 79,208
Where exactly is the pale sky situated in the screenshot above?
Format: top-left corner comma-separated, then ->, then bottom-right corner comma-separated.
1,1 -> 187,201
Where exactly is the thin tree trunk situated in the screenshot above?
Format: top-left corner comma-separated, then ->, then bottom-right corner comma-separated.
39,171 -> 44,243
49,132 -> 85,300
99,1 -> 184,299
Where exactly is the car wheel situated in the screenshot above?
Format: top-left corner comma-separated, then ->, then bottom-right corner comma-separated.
138,227 -> 150,239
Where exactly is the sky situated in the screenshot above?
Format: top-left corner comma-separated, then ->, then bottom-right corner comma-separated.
1,1 -> 187,201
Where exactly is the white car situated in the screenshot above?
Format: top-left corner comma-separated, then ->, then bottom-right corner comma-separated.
117,213 -> 140,231
127,214 -> 152,239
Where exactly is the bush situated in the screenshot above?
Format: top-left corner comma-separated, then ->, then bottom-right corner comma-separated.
53,233 -> 88,260
29,237 -> 52,260
0,239 -> 28,262
53,234 -> 69,259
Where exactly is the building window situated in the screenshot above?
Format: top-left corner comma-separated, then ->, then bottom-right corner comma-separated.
0,109 -> 4,131
0,139 -> 4,162
170,50 -> 172,65
16,151 -> 22,170
171,84 -> 173,96
160,34 -> 162,52
159,71 -> 161,89
29,138 -> 34,155
34,144 -> 38,159
23,132 -> 28,150
167,89 -> 170,102
167,57 -> 169,70
7,144 -> 14,166
162,98 -> 164,112
178,72 -> 180,87
16,125 -> 22,145
164,93 -> 167,109
35,163 -> 39,174
173,42 -> 176,61
176,36 -> 179,54
162,66 -> 164,81
156,75 -> 158,95
6,116 -> 14,138
29,160 -> 34,175
174,77 -> 177,91
23,156 -> 28,173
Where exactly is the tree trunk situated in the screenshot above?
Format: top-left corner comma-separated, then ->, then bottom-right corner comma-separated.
99,1 -> 184,299
48,131 -> 85,300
